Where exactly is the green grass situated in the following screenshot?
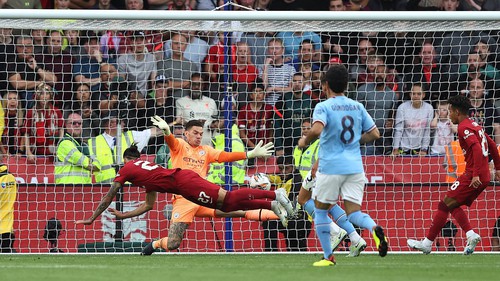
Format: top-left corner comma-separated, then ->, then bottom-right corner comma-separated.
0,254 -> 498,281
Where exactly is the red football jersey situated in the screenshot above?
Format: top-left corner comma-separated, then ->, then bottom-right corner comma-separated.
114,159 -> 179,193
457,118 -> 491,177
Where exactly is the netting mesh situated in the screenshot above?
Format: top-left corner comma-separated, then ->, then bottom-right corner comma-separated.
1,11 -> 500,254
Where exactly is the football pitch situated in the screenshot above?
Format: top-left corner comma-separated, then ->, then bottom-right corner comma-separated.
0,253 -> 498,281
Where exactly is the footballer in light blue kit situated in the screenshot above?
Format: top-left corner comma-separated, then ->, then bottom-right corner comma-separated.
298,64 -> 388,266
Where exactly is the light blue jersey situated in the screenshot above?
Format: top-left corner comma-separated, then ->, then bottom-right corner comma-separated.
313,96 -> 376,175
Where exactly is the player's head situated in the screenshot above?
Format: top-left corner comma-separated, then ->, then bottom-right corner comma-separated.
321,64 -> 348,95
184,120 -> 204,147
448,95 -> 471,124
123,143 -> 141,162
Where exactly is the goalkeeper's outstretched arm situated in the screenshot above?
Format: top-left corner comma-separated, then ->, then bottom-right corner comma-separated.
75,182 -> 122,225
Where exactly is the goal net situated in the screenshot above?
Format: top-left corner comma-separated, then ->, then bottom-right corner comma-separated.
1,10 -> 500,254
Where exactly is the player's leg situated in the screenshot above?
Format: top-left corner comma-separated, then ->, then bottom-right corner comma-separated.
142,198 -> 198,255
299,184 -> 346,251
214,209 -> 280,221
343,173 -> 387,257
312,172 -> 338,266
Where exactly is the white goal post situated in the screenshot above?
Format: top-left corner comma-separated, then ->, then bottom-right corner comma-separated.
1,10 -> 499,254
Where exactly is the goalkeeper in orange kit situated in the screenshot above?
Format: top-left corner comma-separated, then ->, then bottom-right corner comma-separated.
136,117 -> 289,255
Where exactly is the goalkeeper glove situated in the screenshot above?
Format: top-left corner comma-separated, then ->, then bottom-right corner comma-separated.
301,170 -> 316,191
151,115 -> 171,136
246,140 -> 274,159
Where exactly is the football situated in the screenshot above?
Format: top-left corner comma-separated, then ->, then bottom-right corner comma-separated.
249,173 -> 271,190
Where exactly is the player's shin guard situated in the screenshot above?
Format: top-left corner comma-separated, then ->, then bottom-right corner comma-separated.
450,207 -> 472,233
347,210 -> 376,231
314,208 -> 333,259
426,201 -> 450,241
222,189 -> 273,212
244,209 -> 279,221
329,204 -> 357,235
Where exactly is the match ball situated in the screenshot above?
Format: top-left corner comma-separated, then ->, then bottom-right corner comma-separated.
249,173 -> 271,190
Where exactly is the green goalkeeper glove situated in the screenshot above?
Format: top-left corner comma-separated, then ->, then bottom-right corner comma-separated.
246,140 -> 274,159
151,115 -> 171,136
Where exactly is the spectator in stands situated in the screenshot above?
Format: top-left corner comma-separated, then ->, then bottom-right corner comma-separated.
175,73 -> 217,145
64,83 -> 95,118
21,83 -> 64,163
163,30 -> 208,68
70,0 -> 97,9
464,78 -> 500,144
309,69 -> 324,106
276,31 -> 321,62
93,0 -> 117,9
458,50 -> 499,93
274,72 -> 312,156
80,101 -> 99,143
55,0 -> 71,9
391,83 -> 434,156
35,30 -> 74,109
125,0 -> 143,9
88,111 -> 162,183
204,31 -> 237,83
167,0 -> 192,9
97,62 -> 120,96
99,30 -> 123,63
406,0 -> 460,11
403,40 -> 451,104
474,37 -> 499,70
145,74 -> 176,153
239,31 -> 272,67
8,35 -> 57,109
261,38 -> 296,105
347,0 -> 384,10
0,92 -> 23,156
63,30 -> 83,59
357,64 -> 397,155
356,50 -> 384,87
0,28 -> 14,97
0,0 -> 41,8
290,39 -> 320,73
348,38 -> 374,86
55,112 -> 99,184
0,163 -> 17,253
262,155 -> 312,252
237,79 -> 274,152
157,32 -> 200,99
255,0 -> 272,10
73,32 -> 108,92
117,31 -> 157,96
233,41 -> 259,86
430,101 -> 455,156
30,29 -> 45,55
492,217 -> 500,251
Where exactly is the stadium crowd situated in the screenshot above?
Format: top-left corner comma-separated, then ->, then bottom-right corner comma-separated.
0,0 -> 499,178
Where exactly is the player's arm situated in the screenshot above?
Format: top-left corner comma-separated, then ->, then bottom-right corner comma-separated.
215,140 -> 274,162
75,182 -> 122,225
486,133 -> 500,181
151,115 -> 181,152
108,191 -> 157,220
360,126 -> 380,145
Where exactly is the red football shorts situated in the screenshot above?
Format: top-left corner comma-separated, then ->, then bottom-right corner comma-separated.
172,169 -> 220,209
447,172 -> 489,206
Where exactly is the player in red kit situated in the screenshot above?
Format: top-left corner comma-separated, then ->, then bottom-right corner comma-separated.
76,144 -> 292,227
408,95 -> 500,255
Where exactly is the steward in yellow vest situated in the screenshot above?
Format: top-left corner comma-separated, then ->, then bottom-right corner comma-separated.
293,139 -> 319,179
55,113 -> 100,184
207,124 -> 246,185
0,164 -> 17,253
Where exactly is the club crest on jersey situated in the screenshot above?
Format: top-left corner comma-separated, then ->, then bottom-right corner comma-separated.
199,150 -> 206,156
463,129 -> 473,139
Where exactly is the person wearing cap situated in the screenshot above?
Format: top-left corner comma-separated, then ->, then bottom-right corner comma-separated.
0,164 -> 17,253
117,31 -> 157,96
144,74 -> 176,154
55,112 -> 100,184
87,111 -> 162,183
175,73 -> 217,145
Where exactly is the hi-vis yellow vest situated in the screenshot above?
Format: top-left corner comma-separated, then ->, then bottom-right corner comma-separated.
443,140 -> 465,183
88,131 -> 134,183
54,134 -> 94,184
207,125 -> 246,185
293,139 -> 319,179
0,172 -> 16,234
